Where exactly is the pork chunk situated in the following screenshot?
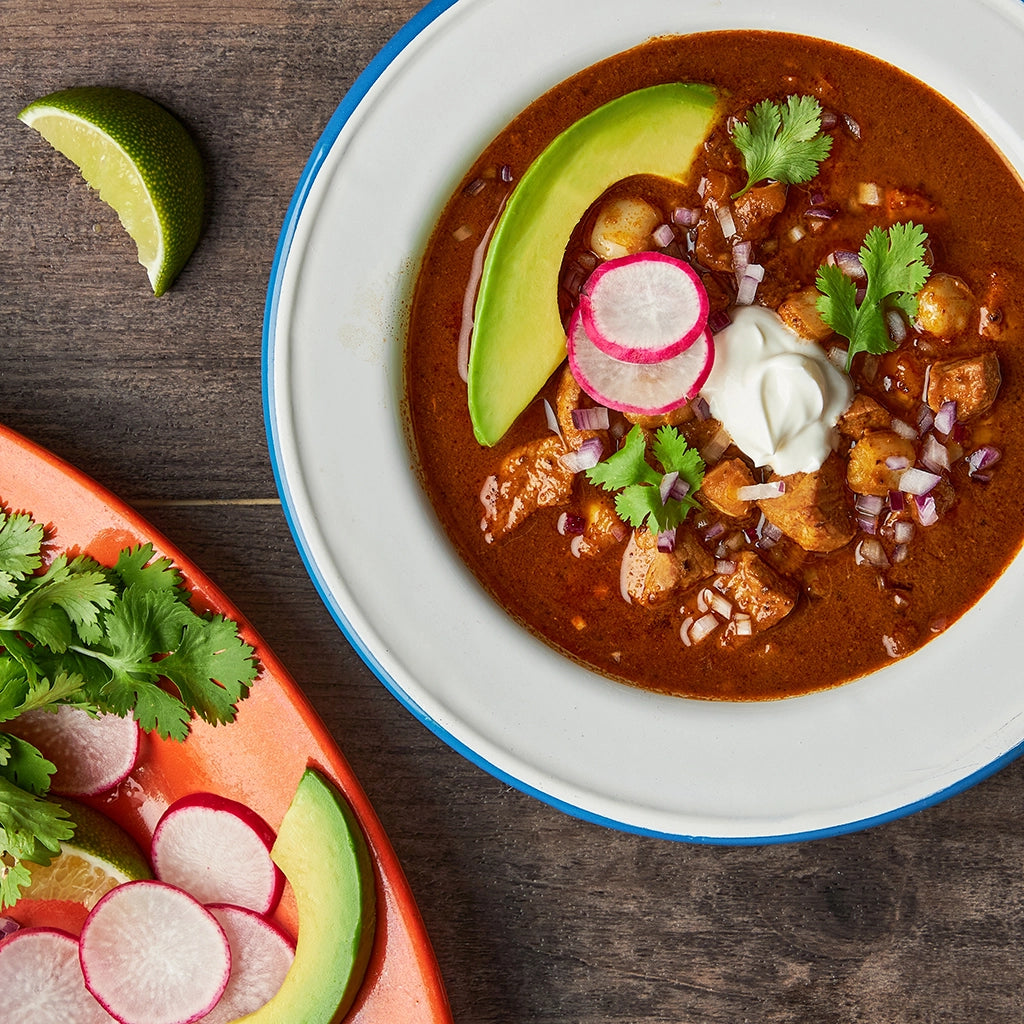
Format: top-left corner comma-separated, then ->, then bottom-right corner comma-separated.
777,285 -> 834,343
699,458 -> 757,519
846,430 -> 917,496
480,436 -> 575,543
926,351 -> 1001,420
621,527 -> 714,606
838,393 -> 892,440
719,550 -> 798,631
758,453 -> 854,553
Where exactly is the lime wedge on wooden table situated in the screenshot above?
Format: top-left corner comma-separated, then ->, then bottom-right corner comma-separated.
18,86 -> 205,296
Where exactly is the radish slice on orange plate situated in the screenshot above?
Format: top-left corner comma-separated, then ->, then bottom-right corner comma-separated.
567,306 -> 715,415
579,252 -> 710,363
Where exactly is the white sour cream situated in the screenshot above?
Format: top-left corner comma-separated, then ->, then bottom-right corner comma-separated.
700,305 -> 853,476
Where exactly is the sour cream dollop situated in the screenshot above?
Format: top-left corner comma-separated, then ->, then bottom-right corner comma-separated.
700,305 -> 853,476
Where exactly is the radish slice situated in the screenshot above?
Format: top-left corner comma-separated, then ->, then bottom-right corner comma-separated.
579,252 -> 709,363
151,793 -> 284,914
80,880 -> 230,1024
0,926 -> 116,1022
199,905 -> 295,1024
567,307 -> 715,415
7,706 -> 140,796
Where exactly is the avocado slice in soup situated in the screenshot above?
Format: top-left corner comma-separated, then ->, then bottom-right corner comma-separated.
467,81 -> 722,447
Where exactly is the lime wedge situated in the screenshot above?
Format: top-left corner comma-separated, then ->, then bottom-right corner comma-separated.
18,86 -> 205,296
21,799 -> 152,910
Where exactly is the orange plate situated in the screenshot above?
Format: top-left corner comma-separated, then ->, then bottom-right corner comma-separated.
1,423 -> 452,1024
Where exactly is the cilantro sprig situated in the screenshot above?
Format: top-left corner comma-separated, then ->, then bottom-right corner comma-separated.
0,506 -> 258,907
730,95 -> 833,199
585,424 -> 704,534
815,221 -> 931,371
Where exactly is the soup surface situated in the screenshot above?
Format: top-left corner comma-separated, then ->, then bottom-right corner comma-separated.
405,31 -> 1024,700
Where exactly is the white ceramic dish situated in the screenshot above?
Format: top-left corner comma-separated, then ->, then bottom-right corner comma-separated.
264,0 -> 1024,842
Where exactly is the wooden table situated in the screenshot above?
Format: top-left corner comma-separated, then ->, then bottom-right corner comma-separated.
3,3 -> 1023,1021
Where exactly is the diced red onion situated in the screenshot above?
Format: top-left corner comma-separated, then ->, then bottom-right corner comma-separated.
899,466 -> 941,495
855,537 -> 888,567
916,404 -> 935,435
736,480 -> 786,501
843,113 -> 862,138
709,592 -> 733,619
920,434 -> 950,473
708,309 -> 732,334
732,240 -> 752,280
893,520 -> 915,544
499,164 -> 513,183
857,181 -> 883,207
715,558 -> 738,575
914,493 -> 939,526
736,273 -> 760,306
757,517 -> 784,549
571,406 -> 610,431
827,345 -> 848,371
933,400 -> 957,435
653,223 -> 676,247
892,543 -> 909,564
733,615 -> 753,637
668,476 -> 691,503
891,418 -> 918,441
888,489 -> 906,513
673,206 -> 700,227
543,398 -> 561,438
463,177 -> 486,197
716,204 -> 737,238
856,514 -> 879,536
0,917 -> 19,939
689,611 -> 720,643
692,395 -> 712,421
657,528 -> 677,553
829,249 -> 866,280
885,308 -> 908,344
679,616 -> 694,647
855,493 -> 885,516
968,444 -> 1001,477
559,436 -> 604,473
805,205 -> 837,220
557,511 -> 586,537
701,423 -> 732,462
659,471 -> 680,506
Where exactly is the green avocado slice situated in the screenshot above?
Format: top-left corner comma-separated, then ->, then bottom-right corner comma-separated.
467,81 -> 722,446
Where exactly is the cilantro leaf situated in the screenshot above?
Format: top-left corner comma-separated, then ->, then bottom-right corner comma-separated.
585,425 -> 704,534
731,95 -> 833,199
816,222 -> 930,370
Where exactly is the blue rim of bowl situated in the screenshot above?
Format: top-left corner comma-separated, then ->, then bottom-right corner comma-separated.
262,0 -> 1024,845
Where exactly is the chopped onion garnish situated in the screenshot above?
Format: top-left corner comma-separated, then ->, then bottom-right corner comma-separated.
659,471 -> 680,506
933,399 -> 957,435
893,520 -> 915,544
571,406 -> 610,431
673,206 -> 700,227
653,223 -> 676,247
709,592 -> 733,619
843,113 -> 862,138
679,616 -> 694,647
736,273 -> 760,306
855,493 -> 885,516
827,345 -> 849,371
716,204 -> 737,239
855,537 -> 888,567
689,612 -> 720,643
914,493 -> 939,526
703,520 -> 726,542
732,240 -> 752,280
715,558 -> 738,575
885,308 -> 908,344
892,543 -> 909,564
899,466 -> 941,495
657,529 -> 677,553
805,205 -> 836,220
885,454 -> 911,471
736,480 -> 786,501
828,249 -> 866,280
457,199 -> 506,381
967,444 -> 1002,477
569,534 -> 585,558
888,489 -> 906,513
733,616 -> 753,637
856,514 -> 879,536
916,404 -> 935,435
559,436 -> 604,473
0,917 -> 19,939
692,395 -> 712,421
707,309 -> 732,334
891,418 -> 918,441
757,517 -> 784,549
557,511 -> 586,537
543,398 -> 561,438
787,224 -> 806,244
499,164 -> 513,184
920,433 -> 951,473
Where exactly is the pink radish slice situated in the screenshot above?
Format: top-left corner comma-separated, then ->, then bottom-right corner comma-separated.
579,252 -> 709,364
80,880 -> 230,1024
7,706 -> 140,796
567,307 -> 715,415
0,926 -> 117,1022
198,905 -> 295,1024
151,793 -> 284,914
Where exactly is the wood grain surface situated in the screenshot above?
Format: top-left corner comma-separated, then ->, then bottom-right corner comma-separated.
3,3 -> 1024,1021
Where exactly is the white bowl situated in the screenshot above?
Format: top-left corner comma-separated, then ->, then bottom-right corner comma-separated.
263,0 -> 1024,842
